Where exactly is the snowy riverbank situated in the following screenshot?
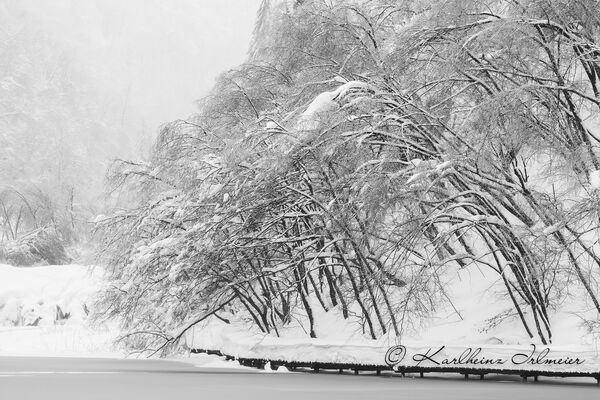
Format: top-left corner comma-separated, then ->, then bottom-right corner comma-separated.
1,262 -> 599,378
183,263 -> 600,374
0,264 -> 120,357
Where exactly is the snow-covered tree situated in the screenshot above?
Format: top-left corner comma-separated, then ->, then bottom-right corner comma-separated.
0,1 -> 134,264
97,0 -> 600,352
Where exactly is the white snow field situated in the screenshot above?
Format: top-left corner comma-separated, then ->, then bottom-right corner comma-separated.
0,264 -> 119,357
1,262 -> 599,380
0,263 -> 250,370
184,264 -> 600,374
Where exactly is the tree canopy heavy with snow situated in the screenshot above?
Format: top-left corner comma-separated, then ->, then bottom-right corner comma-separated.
97,0 -> 600,352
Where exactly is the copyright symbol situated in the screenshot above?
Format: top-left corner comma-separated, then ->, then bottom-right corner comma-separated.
385,345 -> 406,367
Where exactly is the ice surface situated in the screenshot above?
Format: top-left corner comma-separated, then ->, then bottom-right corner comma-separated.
4,356 -> 599,400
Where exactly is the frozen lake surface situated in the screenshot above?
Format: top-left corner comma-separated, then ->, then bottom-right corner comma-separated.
1,356 -> 598,400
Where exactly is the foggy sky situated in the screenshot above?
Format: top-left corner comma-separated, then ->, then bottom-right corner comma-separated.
20,0 -> 262,144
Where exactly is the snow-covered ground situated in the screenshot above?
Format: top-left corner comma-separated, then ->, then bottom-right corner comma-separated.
184,264 -> 600,372
0,264 -> 120,357
1,262 -> 598,376
0,263 -> 247,368
174,352 -> 259,371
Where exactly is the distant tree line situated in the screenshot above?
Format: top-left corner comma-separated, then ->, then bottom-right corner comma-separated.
0,1 -> 137,265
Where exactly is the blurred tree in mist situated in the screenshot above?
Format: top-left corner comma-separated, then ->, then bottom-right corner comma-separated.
1,0 -> 261,265
0,0 -> 129,259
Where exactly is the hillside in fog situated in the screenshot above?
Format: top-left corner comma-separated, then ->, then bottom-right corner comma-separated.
0,0 -> 259,264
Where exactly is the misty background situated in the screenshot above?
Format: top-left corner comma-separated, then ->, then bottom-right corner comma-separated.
0,0 -> 260,256
26,0 -> 261,130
